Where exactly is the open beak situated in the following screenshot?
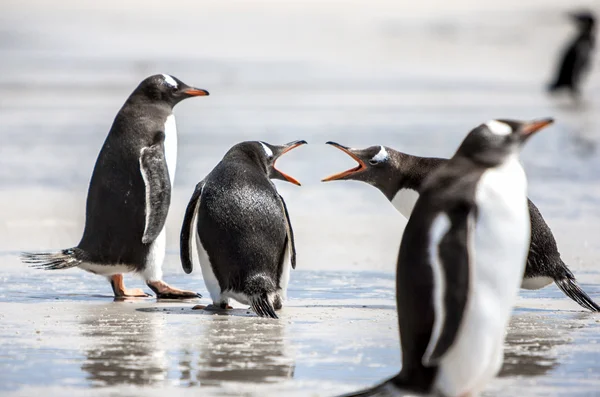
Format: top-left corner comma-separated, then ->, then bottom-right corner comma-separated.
273,140 -> 307,186
521,118 -> 554,137
184,88 -> 210,97
322,141 -> 367,182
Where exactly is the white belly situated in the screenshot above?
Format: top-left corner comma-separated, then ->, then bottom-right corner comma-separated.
435,157 -> 530,396
195,234 -> 222,303
164,114 -> 177,185
79,262 -> 134,275
521,276 -> 553,290
278,237 -> 293,300
391,188 -> 420,219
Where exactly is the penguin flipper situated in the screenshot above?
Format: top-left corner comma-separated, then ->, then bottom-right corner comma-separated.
180,181 -> 204,274
278,194 -> 297,269
422,206 -> 474,366
139,143 -> 172,244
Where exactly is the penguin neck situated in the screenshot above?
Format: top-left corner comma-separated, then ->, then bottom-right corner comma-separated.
386,155 -> 448,200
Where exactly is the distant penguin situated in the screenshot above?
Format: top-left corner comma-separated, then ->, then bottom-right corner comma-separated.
21,74 -> 209,299
180,140 -> 306,318
338,118 -> 553,397
548,11 -> 596,97
323,141 -> 600,312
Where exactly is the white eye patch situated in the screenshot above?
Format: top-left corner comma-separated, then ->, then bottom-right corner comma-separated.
485,120 -> 512,136
259,142 -> 273,158
162,74 -> 178,89
370,146 -> 389,163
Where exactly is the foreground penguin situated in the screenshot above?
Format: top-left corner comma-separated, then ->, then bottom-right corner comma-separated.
548,11 -> 596,97
180,140 -> 306,318
22,74 -> 208,299
339,118 -> 553,397
322,141 -> 600,312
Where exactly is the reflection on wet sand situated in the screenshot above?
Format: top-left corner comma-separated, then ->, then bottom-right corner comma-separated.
500,311 -> 582,377
79,304 -> 168,387
181,316 -> 295,387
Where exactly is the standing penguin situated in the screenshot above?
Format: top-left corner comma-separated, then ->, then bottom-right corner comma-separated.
180,140 -> 306,318
322,141 -> 600,312
337,118 -> 553,397
548,11 -> 596,97
22,74 -> 208,299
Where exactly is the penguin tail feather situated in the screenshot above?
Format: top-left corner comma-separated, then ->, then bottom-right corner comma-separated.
244,274 -> 278,319
20,248 -> 84,270
556,275 -> 600,312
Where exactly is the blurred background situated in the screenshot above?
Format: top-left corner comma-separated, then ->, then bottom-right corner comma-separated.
1,1 -> 600,395
2,0 -> 600,272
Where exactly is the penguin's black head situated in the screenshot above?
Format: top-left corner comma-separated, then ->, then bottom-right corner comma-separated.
456,118 -> 554,166
570,11 -> 595,30
322,142 -> 406,197
133,74 -> 209,106
228,140 -> 308,185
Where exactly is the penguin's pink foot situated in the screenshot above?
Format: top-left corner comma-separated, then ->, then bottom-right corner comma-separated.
110,274 -> 151,297
201,303 -> 233,311
192,304 -> 207,310
146,280 -> 202,299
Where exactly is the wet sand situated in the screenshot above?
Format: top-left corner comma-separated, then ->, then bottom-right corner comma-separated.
1,0 -> 600,396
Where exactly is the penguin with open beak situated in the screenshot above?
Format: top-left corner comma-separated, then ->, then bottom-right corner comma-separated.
322,127 -> 599,313
180,140 -> 307,318
337,118 -> 552,396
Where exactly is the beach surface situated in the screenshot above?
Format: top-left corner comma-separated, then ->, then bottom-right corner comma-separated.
1,0 -> 600,396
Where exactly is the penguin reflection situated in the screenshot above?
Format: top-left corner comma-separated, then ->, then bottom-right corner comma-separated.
180,317 -> 294,386
80,304 -> 168,386
500,311 -> 580,378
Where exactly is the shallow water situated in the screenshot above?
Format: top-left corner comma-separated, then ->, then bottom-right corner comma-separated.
1,0 -> 600,396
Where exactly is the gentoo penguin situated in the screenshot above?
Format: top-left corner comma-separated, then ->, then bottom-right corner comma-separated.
21,74 -> 208,299
339,118 -> 553,397
548,11 -> 596,97
322,141 -> 600,312
180,140 -> 306,318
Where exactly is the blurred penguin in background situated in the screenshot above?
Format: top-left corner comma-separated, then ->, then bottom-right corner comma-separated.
548,11 -> 596,98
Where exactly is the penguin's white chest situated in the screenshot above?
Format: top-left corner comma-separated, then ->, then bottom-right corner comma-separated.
435,157 -> 530,396
391,188 -> 420,219
163,114 -> 177,185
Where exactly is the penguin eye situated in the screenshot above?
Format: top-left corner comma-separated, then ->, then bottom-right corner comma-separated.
369,159 -> 379,165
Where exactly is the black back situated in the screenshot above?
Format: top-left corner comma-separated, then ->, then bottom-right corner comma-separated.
197,144 -> 289,292
77,77 -> 173,267
395,157 -> 484,391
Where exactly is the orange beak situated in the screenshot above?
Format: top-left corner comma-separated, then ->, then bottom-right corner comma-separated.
273,140 -> 307,186
521,118 -> 554,136
322,141 -> 367,182
184,88 -> 210,97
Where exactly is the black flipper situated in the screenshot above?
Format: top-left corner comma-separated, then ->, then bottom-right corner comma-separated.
278,194 -> 297,269
422,205 -> 473,366
139,143 -> 171,244
21,248 -> 87,270
555,272 -> 600,312
180,181 -> 204,274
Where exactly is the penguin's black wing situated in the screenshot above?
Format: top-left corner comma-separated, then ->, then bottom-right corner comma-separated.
139,142 -> 172,244
550,44 -> 578,90
278,194 -> 297,269
180,181 -> 204,274
421,203 -> 474,366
